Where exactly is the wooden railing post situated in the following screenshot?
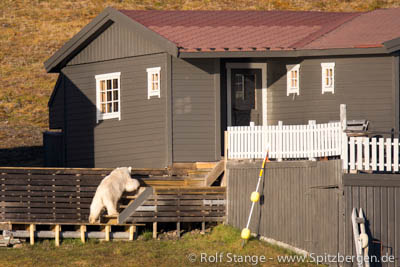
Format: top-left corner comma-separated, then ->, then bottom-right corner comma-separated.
340,104 -> 348,172
308,120 -> 316,161
277,121 -> 283,161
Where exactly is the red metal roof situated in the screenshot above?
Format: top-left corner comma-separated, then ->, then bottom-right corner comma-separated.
119,9 -> 400,52
304,8 -> 400,49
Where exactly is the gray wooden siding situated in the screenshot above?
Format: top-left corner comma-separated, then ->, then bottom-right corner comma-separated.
342,174 -> 400,267
62,53 -> 168,168
227,160 -> 342,256
67,21 -> 164,66
172,58 -> 220,162
49,74 -> 65,129
266,56 -> 394,132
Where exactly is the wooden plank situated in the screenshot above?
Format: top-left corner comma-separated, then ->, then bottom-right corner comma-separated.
129,211 -> 225,217
204,160 -> 224,186
343,174 -> 400,187
118,187 -> 153,224
127,216 -> 225,223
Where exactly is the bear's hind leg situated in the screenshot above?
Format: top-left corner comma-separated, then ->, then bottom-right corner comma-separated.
104,198 -> 118,216
89,197 -> 104,224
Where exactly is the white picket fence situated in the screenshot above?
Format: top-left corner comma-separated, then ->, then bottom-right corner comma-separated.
343,136 -> 400,172
227,121 -> 343,160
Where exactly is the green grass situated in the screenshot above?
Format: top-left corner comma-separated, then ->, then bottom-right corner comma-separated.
0,225 -> 317,267
1,0 -> 400,150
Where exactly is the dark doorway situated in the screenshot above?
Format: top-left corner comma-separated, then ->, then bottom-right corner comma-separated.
231,69 -> 262,126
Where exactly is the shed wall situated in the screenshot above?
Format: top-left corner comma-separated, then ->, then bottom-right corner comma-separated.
67,21 -> 164,66
49,74 -> 65,130
266,56 -> 394,132
171,58 -> 220,162
62,53 -> 168,168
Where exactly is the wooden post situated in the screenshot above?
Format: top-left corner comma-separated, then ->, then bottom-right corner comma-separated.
201,222 -> 205,234
308,120 -> 316,161
105,225 -> 110,241
340,104 -> 348,172
129,225 -> 136,241
278,121 -> 283,161
54,224 -> 60,247
80,225 -> 86,244
176,222 -> 180,238
340,104 -> 347,132
221,131 -> 228,187
153,222 -> 157,239
29,224 -> 35,245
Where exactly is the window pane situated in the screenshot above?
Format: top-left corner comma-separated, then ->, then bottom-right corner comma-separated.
113,79 -> 118,89
107,102 -> 112,113
101,104 -> 106,113
101,92 -> 106,102
107,91 -> 112,101
154,73 -> 159,80
154,82 -> 159,90
113,90 -> 118,100
100,80 -> 106,91
113,101 -> 119,112
107,79 -> 112,90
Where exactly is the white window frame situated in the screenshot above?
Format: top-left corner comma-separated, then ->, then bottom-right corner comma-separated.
321,62 -> 335,94
95,72 -> 121,123
286,64 -> 300,96
147,67 -> 161,99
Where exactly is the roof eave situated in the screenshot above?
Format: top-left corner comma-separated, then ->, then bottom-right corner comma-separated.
384,37 -> 400,54
44,7 -> 179,73
178,47 -> 389,58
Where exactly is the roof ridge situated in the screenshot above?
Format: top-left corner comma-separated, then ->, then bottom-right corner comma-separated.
291,12 -> 364,49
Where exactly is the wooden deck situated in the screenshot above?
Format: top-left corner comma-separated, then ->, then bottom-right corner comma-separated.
0,167 -> 225,234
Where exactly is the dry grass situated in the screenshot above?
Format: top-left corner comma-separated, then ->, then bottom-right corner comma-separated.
0,0 -> 399,150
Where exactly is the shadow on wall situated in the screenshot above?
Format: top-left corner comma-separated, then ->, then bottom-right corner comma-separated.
44,75 -> 100,168
0,146 -> 43,166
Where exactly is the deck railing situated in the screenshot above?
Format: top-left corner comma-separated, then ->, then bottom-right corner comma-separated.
342,136 -> 400,172
227,121 -> 343,160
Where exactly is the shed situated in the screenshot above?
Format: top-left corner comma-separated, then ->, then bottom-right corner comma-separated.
45,7 -> 400,168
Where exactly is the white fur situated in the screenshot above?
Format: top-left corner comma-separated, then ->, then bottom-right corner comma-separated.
89,167 -> 140,223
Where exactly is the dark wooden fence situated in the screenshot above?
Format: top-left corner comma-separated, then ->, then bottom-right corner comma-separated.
342,174 -> 400,267
227,159 -> 342,256
227,159 -> 400,266
0,168 -> 224,224
125,187 -> 226,223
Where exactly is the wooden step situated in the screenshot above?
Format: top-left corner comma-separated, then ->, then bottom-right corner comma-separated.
205,160 -> 225,186
196,162 -> 218,169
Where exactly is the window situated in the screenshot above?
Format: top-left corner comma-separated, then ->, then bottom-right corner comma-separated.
321,62 -> 335,94
147,67 -> 161,99
95,72 -> 121,123
286,64 -> 300,96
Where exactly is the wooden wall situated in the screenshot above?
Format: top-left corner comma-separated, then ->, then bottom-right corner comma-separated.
227,160 -> 400,266
266,56 -> 394,132
67,21 -> 164,66
342,174 -> 400,267
62,53 -> 168,168
226,159 -> 342,256
171,58 -> 221,162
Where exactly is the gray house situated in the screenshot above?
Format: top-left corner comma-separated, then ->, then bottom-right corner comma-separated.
45,7 -> 400,168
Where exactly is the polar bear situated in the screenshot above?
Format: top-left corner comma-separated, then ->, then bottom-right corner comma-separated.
89,167 -> 140,224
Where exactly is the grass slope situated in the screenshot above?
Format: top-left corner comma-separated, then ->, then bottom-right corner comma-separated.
0,225 -> 316,267
0,0 -> 399,150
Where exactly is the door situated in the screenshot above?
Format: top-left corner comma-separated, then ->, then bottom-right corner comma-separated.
231,69 -> 262,126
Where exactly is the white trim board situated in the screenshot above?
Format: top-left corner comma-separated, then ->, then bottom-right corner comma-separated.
225,62 -> 267,126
